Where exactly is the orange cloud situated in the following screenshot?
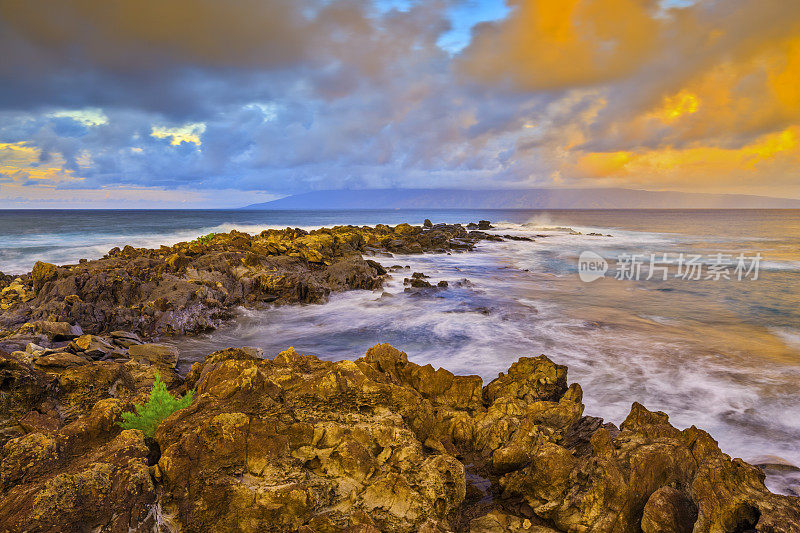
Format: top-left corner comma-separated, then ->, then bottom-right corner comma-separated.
463,0 -> 800,197
571,126 -> 800,195
658,91 -> 700,123
461,0 -> 661,90
0,142 -> 81,185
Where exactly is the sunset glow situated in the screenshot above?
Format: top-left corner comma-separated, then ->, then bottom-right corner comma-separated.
0,0 -> 798,206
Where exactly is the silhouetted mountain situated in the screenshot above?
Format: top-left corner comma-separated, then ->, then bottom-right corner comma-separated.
242,188 -> 800,209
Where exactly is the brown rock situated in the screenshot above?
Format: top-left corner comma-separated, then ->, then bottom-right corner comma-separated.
155,346 -> 467,532
469,510 -> 559,532
394,223 -> 417,235
68,334 -> 116,359
30,261 -> 58,294
2,342 -> 798,532
19,320 -> 80,341
128,343 -> 179,367
33,352 -> 90,370
1,223 -> 488,337
0,427 -> 156,532
0,351 -> 49,444
641,486 -> 697,533
165,252 -> 189,271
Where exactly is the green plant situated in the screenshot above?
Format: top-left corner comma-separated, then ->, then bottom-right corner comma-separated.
192,232 -> 218,245
118,374 -> 194,437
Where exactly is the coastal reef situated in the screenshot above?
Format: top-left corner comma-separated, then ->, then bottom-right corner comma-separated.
0,222 -> 495,343
1,342 -> 798,532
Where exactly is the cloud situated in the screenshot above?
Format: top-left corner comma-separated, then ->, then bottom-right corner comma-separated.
0,0 -> 798,206
458,0 -> 800,197
0,0 -> 311,69
48,108 -> 109,126
460,0 -> 662,90
151,123 -> 206,146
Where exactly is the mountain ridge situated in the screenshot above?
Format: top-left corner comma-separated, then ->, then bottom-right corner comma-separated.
242,188 -> 800,209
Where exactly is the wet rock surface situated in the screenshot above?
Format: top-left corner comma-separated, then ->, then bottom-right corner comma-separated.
0,223 -> 495,342
0,342 -> 797,532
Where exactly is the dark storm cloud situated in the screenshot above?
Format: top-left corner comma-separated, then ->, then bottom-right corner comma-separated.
0,0 -> 309,107
0,0 -> 552,197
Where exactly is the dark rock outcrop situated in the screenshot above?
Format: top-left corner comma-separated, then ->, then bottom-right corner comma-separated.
0,223 -> 492,341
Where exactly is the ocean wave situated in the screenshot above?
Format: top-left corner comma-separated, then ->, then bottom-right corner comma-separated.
771,328 -> 800,349
760,260 -> 800,271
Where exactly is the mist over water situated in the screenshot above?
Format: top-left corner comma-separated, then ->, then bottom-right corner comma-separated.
3,208 -> 800,494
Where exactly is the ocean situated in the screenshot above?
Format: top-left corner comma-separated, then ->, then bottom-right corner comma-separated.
2,208 -> 799,494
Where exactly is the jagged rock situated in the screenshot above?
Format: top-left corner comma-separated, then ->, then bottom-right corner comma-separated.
110,330 -> 143,348
1,343 -> 797,532
0,272 -> 12,290
394,223 -> 417,235
469,510 -> 559,532
466,221 -> 494,230
33,352 -> 90,370
155,345 -> 467,532
68,334 -> 116,359
25,342 -> 45,355
501,234 -> 534,242
30,261 -> 59,294
499,401 -> 800,532
0,350 -> 50,442
0,348 -> 179,446
18,320 -> 81,341
484,356 -> 569,404
0,278 -> 32,311
110,330 -> 141,341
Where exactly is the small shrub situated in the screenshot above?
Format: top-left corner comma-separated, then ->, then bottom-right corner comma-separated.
118,374 -> 194,437
192,232 -> 218,245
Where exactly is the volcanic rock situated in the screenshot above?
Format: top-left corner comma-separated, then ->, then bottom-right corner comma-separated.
1,343 -> 798,532
0,223 -> 490,340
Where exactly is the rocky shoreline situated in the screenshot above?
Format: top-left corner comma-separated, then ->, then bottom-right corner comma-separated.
0,222 -> 498,347
1,221 -> 799,532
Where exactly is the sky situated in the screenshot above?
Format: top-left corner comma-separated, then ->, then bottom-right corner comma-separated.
0,0 -> 798,208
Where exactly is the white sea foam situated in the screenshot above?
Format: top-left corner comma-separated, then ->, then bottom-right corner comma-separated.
771,328 -> 800,350
761,260 -> 800,272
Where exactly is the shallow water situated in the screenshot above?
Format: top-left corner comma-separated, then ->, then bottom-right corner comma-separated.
3,209 -> 800,494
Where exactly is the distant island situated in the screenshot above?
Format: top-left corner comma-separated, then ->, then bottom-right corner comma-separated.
242,188 -> 800,210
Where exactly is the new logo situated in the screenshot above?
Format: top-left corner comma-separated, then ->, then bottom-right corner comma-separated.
578,251 -> 608,282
